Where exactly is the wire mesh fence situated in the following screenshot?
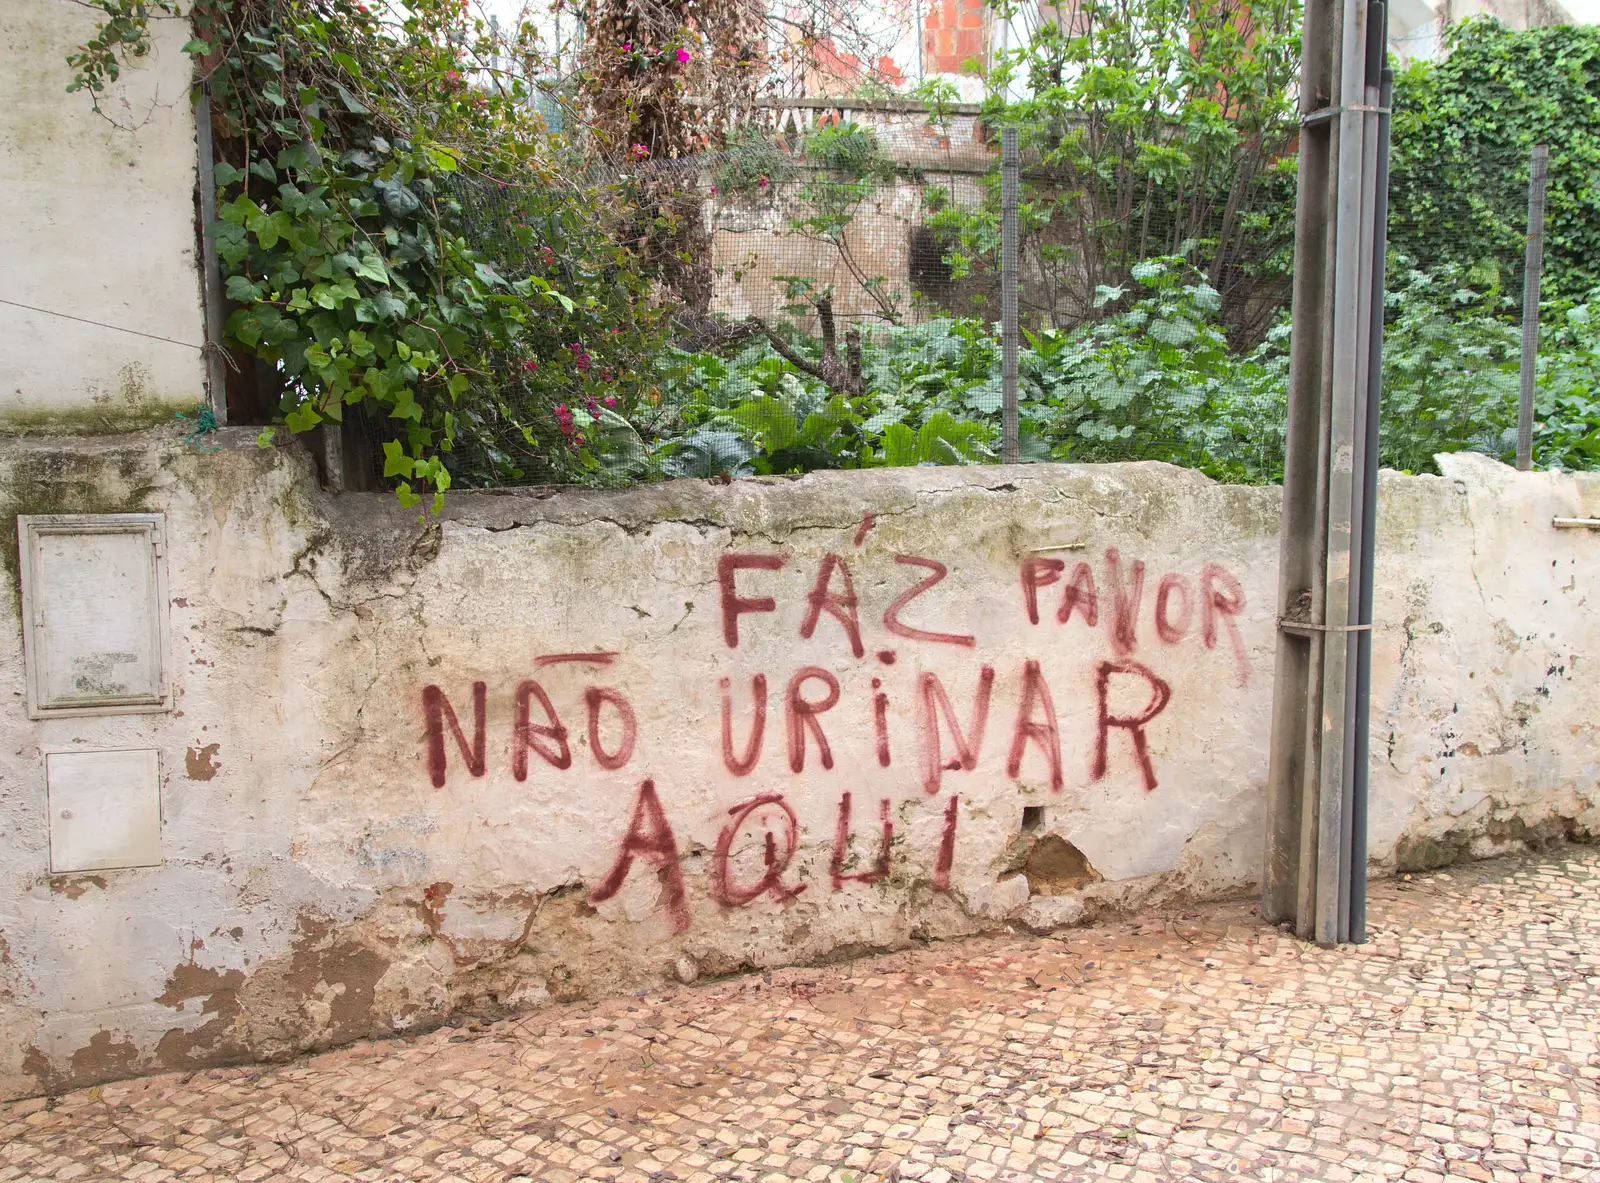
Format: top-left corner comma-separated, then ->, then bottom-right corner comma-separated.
344,99 -> 1585,492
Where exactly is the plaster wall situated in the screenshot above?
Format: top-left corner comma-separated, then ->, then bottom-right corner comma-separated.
0,430 -> 1595,1099
0,1 -> 206,430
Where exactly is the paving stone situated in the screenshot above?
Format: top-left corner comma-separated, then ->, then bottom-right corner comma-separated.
1,848 -> 1597,1182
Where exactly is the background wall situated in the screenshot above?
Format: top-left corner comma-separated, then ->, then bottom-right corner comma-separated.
0,430 -> 1595,1100
0,1 -> 205,430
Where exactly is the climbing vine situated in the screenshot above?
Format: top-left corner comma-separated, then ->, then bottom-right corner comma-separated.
1388,18 -> 1600,305
70,0 -> 672,506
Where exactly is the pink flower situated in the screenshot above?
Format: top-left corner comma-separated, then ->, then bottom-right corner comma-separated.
709,184 -> 718,195
538,245 -> 556,266
630,142 -> 650,160
523,359 -> 539,372
676,47 -> 691,63
757,176 -> 769,189
603,396 -> 617,407
621,41 -> 632,52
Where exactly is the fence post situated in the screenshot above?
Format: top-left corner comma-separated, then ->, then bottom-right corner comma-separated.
1000,127 -> 1020,465
194,85 -> 230,425
1516,144 -> 1549,471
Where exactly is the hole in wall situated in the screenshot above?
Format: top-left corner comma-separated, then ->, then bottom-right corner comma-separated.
1022,835 -> 1101,897
908,224 -> 954,294
1021,805 -> 1045,832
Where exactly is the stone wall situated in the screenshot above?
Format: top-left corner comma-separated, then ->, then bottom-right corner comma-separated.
0,429 -> 1596,1100
0,0 -> 206,430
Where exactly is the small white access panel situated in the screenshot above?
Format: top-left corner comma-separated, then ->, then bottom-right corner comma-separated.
18,514 -> 171,718
46,748 -> 163,873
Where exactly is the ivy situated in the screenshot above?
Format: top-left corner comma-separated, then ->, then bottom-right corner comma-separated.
71,0 -> 670,508
1388,18 -> 1600,306
66,0 -> 184,107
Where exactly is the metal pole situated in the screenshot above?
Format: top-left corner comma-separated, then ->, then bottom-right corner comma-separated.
1000,127 -> 1020,465
1310,0 -> 1378,947
1263,0 -> 1338,928
194,85 -> 230,424
1265,0 -> 1387,946
1337,1 -> 1383,945
1350,8 -> 1392,947
1516,144 -> 1549,471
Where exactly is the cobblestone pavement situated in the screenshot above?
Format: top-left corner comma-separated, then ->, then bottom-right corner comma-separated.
4,849 -> 1599,1183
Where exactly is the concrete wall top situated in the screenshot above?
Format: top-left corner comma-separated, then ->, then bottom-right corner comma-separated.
0,0 -> 205,431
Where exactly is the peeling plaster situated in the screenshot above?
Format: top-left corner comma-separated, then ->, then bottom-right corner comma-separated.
0,432 -> 1594,1101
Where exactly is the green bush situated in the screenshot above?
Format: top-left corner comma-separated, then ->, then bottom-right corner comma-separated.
631,256 -> 1600,484
1389,19 -> 1600,305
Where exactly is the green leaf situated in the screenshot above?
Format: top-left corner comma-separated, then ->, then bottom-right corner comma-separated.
284,401 -> 322,433
225,275 -> 262,303
382,440 -> 414,478
333,83 -> 369,114
880,422 -> 919,466
180,38 -> 212,56
353,254 -> 389,284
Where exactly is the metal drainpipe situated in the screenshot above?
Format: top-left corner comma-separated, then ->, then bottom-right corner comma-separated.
1001,127 -> 1020,464
1350,7 -> 1391,946
1337,0 -> 1384,944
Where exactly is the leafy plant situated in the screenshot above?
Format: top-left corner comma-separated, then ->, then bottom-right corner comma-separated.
1376,263 -> 1521,473
927,0 -> 1302,340
785,122 -> 905,321
72,0 -> 670,507
1389,18 -> 1600,306
1525,302 -> 1600,470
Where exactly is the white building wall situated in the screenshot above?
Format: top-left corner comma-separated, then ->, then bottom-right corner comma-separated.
0,0 -> 206,430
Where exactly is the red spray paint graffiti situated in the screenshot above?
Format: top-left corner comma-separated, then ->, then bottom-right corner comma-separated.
882,556 -> 975,647
513,679 -> 571,778
585,687 -> 637,771
800,553 -> 865,657
712,794 -> 806,905
718,553 -> 785,648
589,780 -> 690,933
917,666 -> 995,795
423,682 -> 486,788
1006,659 -> 1063,792
1058,561 -> 1099,627
1154,574 -> 1193,644
1093,659 -> 1173,792
786,667 -> 841,772
720,674 -> 767,776
1201,562 -> 1249,684
830,792 -> 892,889
1103,548 -> 1145,655
1020,557 -> 1064,626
